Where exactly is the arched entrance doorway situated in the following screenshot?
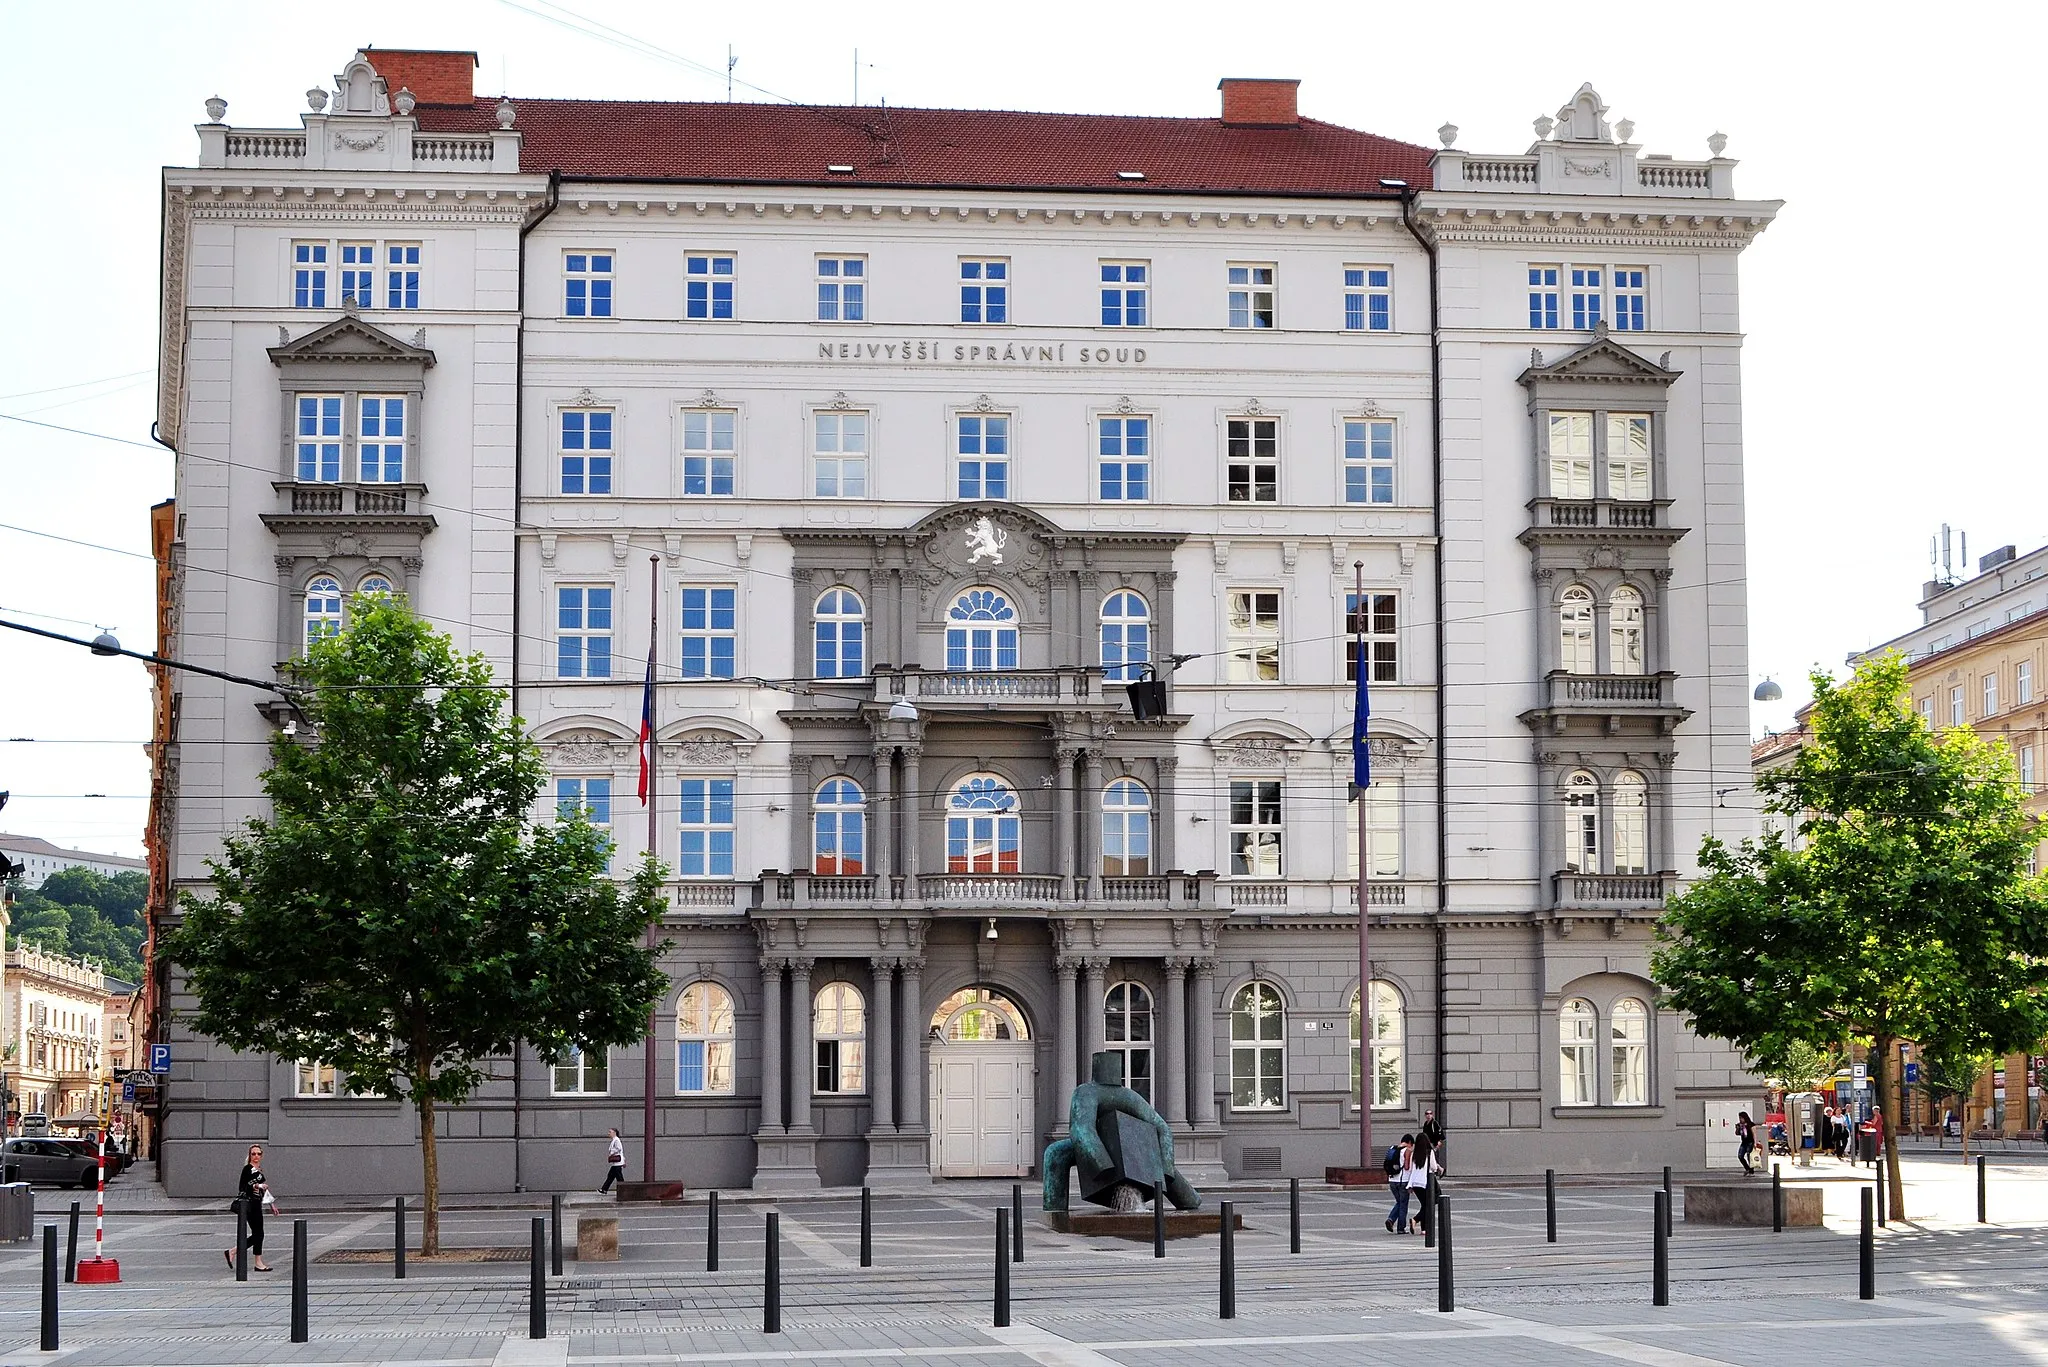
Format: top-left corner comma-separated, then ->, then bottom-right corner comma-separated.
927,987 -> 1035,1178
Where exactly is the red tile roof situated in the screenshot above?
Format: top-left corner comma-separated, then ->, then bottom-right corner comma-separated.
410,97 -> 1433,196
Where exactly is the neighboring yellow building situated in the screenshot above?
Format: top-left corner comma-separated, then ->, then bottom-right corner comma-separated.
2,945 -> 108,1126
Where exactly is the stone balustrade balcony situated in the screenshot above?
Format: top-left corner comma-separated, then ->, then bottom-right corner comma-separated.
197,120 -> 521,174
1521,498 -> 1685,544
1433,148 -> 1735,199
262,482 -> 437,530
741,869 -> 1220,915
1551,871 -> 1673,910
1525,671 -> 1688,735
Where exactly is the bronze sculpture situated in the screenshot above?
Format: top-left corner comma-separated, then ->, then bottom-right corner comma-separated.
1042,1050 -> 1202,1212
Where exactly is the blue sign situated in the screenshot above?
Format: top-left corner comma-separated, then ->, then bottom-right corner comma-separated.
148,1044 -> 171,1074
1905,1062 -> 1920,1083
121,1081 -> 136,1102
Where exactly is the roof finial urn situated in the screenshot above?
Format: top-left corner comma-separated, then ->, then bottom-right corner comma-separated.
204,96 -> 227,123
306,87 -> 329,112
1708,131 -> 1729,156
394,86 -> 417,116
495,98 -> 517,129
1437,122 -> 1459,148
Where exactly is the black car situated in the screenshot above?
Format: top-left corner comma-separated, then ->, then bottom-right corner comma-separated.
0,1138 -> 105,1188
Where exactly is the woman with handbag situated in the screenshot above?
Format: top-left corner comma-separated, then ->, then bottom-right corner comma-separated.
225,1144 -> 275,1272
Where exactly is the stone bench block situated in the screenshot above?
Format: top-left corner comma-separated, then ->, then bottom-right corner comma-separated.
1684,1181 -> 1822,1227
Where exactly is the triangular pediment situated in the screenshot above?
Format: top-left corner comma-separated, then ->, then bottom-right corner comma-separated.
268,316 -> 436,367
1520,326 -> 1678,387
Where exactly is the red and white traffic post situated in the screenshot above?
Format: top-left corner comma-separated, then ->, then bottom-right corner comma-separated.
74,1124 -> 120,1283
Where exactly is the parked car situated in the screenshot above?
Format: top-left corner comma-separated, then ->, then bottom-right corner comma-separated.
0,1138 -> 105,1189
53,1138 -> 129,1177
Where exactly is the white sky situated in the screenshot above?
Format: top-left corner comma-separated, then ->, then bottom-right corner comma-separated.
3,1 -> 2043,858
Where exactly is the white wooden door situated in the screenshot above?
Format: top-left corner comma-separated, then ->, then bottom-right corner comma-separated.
929,1043 -> 1035,1177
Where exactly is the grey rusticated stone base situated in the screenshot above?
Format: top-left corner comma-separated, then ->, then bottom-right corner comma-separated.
1685,1181 -> 1822,1226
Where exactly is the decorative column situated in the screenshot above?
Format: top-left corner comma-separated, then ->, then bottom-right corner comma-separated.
898,956 -> 926,1131
1190,959 -> 1219,1127
900,745 -> 924,884
1161,957 -> 1189,1128
787,958 -> 815,1133
1054,745 -> 1078,900
1082,958 -> 1107,1063
868,957 -> 896,1131
1153,755 -> 1178,874
789,755 -> 815,871
759,958 -> 785,1131
1082,748 -> 1106,901
870,745 -> 894,881
1053,957 -> 1079,1132
273,556 -> 297,660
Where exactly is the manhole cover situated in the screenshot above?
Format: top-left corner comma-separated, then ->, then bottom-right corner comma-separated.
316,1246 -> 530,1264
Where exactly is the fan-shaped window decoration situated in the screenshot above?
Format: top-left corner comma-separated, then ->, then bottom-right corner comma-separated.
1609,585 -> 1645,675
1611,997 -> 1650,1105
946,588 -> 1019,673
1559,585 -> 1595,675
931,986 -> 1032,1041
1613,771 -> 1649,875
305,576 -> 344,646
675,981 -> 736,1095
359,574 -> 394,596
1100,779 -> 1152,876
813,777 -> 866,875
813,981 -> 866,1094
1351,980 -> 1404,1108
1229,980 -> 1286,1110
1559,997 -> 1596,1106
947,774 -> 1020,873
1564,771 -> 1600,873
1099,590 -> 1151,682
813,587 -> 866,679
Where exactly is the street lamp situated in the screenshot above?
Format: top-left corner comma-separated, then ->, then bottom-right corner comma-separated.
887,696 -> 918,723
1754,677 -> 1784,702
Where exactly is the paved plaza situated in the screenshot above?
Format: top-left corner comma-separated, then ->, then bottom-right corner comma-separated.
5,1152 -> 2048,1365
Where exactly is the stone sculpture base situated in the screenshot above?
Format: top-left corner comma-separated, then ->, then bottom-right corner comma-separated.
1042,1209 -> 1242,1240
1684,1182 -> 1822,1227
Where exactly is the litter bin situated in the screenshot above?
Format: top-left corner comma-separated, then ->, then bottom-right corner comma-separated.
0,1183 -> 32,1243
1857,1121 -> 1879,1164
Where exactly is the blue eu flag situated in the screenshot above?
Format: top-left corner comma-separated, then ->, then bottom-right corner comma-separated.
1353,655 -> 1371,789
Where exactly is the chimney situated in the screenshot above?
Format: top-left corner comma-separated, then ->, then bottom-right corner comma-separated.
361,48 -> 479,106
1218,78 -> 1300,128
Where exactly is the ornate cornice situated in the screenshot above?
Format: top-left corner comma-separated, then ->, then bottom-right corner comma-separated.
1417,203 -> 1775,251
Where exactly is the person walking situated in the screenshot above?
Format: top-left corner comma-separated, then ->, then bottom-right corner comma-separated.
1402,1135 -> 1439,1235
599,1128 -> 626,1195
1384,1133 -> 1414,1233
1419,1107 -> 1445,1174
225,1143 -> 274,1272
1735,1111 -> 1757,1175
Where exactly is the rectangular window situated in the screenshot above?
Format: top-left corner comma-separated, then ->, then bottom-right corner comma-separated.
2022,745 -> 2036,794
1343,265 -> 1392,331
555,775 -> 612,828
1228,263 -> 1276,329
386,243 -> 421,310
2020,659 -> 2034,704
1528,265 -> 1559,329
1570,266 -> 1604,329
559,409 -> 614,495
1607,413 -> 1651,500
959,258 -> 1009,324
816,256 -> 866,321
293,242 -> 329,309
681,409 -> 737,497
551,1045 -> 609,1096
1612,267 -> 1646,330
295,395 -> 343,482
1346,779 -> 1401,877
1343,417 -> 1395,504
1099,261 -> 1148,327
1548,412 -> 1594,499
1225,590 -> 1281,683
956,414 -> 1010,500
677,777 -> 736,877
816,1038 -> 866,1094
1097,415 -> 1151,501
1951,686 -> 1965,726
1919,697 -> 1934,722
358,396 -> 406,483
555,585 -> 614,678
294,1061 -> 337,1098
684,253 -> 735,320
679,586 -> 737,679
564,252 -> 613,317
1985,672 -> 2000,717
813,411 -> 869,498
339,242 -> 376,309
1345,591 -> 1397,684
1228,779 -> 1284,877
1226,416 -> 1279,502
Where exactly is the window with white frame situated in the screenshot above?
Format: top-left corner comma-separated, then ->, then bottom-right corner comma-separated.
559,409 -> 614,495
812,587 -> 866,679
1548,412 -> 1594,498
1351,980 -> 1403,1108
1100,262 -> 1148,327
1609,585 -> 1645,675
675,981 -> 735,1094
947,774 -> 1021,873
564,252 -> 613,317
946,589 -> 1019,672
813,410 -> 869,498
1344,265 -> 1392,331
358,396 -> 406,482
551,1044 -> 609,1095
1559,998 -> 1596,1105
956,413 -> 1010,500
2022,744 -> 2036,794
1563,771 -> 1600,872
1103,981 -> 1153,1100
677,777 -> 735,876
305,576 -> 344,647
1612,267 -> 1647,330
1100,778 -> 1152,876
2020,659 -> 2034,704
1528,264 -> 1560,329
678,586 -> 736,679
959,258 -> 1009,323
555,775 -> 612,829
1345,591 -> 1397,684
1611,997 -> 1650,1105
1097,414 -> 1151,501
1230,981 -> 1286,1110
1559,586 -> 1595,675
1346,779 -> 1401,878
1613,771 -> 1649,875
387,243 -> 421,310
1951,686 -> 1965,726
1607,413 -> 1652,500
1228,264 -> 1276,328
1226,416 -> 1279,502
1229,778 -> 1283,877
813,982 -> 866,1093
296,395 -> 343,482
294,1060 -> 338,1098
812,777 -> 866,874
680,409 -> 737,496
1099,590 -> 1150,683
1225,590 -> 1281,682
684,253 -> 736,320
1985,672 -> 2000,717
340,241 -> 376,308
816,256 -> 866,321
1570,266 -> 1604,329
293,243 -> 329,308
1343,417 -> 1395,504
555,585 -> 613,678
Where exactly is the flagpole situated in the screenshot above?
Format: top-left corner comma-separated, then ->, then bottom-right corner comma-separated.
643,555 -> 659,1184
1354,560 -> 1373,1173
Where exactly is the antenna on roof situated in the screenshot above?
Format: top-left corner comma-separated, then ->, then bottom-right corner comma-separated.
727,45 -> 736,102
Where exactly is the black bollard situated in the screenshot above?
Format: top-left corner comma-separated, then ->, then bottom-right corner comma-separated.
1876,1159 -> 1887,1227
1012,1183 -> 1024,1264
860,1187 -> 872,1268
1978,1154 -> 1988,1224
1771,1168 -> 1783,1234
1545,1168 -> 1557,1243
1859,1186 -> 1875,1300
528,1216 -> 546,1340
994,1206 -> 1011,1329
291,1219 -> 309,1343
1652,1192 -> 1669,1307
41,1224 -> 59,1351
1424,1172 -> 1438,1248
1219,1200 -> 1236,1320
1662,1166 -> 1673,1238
236,1197 -> 250,1282
65,1200 -> 79,1283
764,1212 -> 781,1334
551,1193 -> 564,1276
1153,1184 -> 1166,1259
1289,1176 -> 1301,1254
394,1196 -> 406,1279
707,1189 -> 720,1272
1436,1194 -> 1454,1313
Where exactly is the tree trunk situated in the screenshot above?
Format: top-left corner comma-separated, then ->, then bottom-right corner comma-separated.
1874,1033 -> 1906,1221
418,1089 -> 440,1257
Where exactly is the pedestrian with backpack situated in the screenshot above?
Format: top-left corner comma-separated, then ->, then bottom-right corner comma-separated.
1402,1135 -> 1440,1235
1384,1133 -> 1415,1233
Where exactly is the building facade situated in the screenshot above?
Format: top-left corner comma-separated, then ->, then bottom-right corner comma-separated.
0,836 -> 147,891
150,50 -> 1777,1195
2,945 -> 107,1125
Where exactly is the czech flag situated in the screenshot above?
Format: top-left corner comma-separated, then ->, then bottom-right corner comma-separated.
637,634 -> 656,806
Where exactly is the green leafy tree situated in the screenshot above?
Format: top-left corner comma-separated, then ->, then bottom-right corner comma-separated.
1652,654 -> 2048,1218
163,597 -> 668,1254
41,868 -> 147,930
1758,1039 -> 1849,1096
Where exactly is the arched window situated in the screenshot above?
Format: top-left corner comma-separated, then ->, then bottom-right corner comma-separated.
1611,997 -> 1650,1105
1609,585 -> 1644,675
813,981 -> 866,1094
1351,980 -> 1404,1109
812,778 -> 866,875
1559,585 -> 1595,675
359,574 -> 394,596
675,981 -> 735,1095
1099,590 -> 1151,682
1229,981 -> 1286,1111
1559,998 -> 1596,1106
1100,779 -> 1152,876
1613,771 -> 1649,876
931,986 -> 1031,1041
947,774 -> 1020,873
305,576 -> 344,647
1563,771 -> 1600,873
946,588 -> 1018,673
813,587 -> 866,679
1103,981 -> 1153,1101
